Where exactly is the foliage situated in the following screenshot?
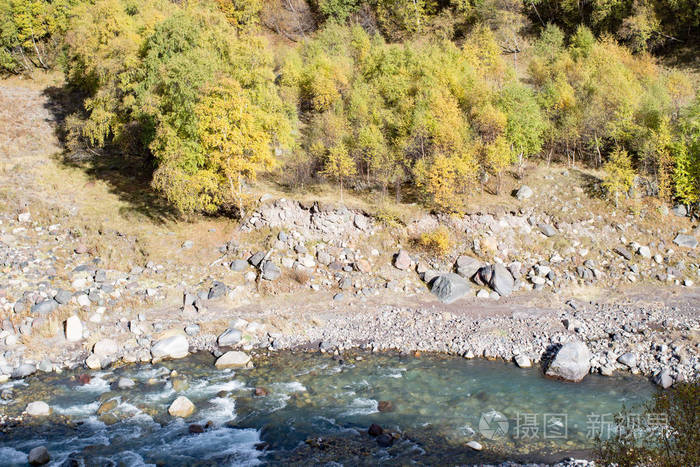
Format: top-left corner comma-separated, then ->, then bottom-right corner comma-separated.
597,379 -> 699,466
603,147 -> 636,206
64,0 -> 292,213
0,0 -> 79,73
419,226 -> 451,255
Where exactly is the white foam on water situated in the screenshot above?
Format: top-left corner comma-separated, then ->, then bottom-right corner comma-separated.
0,446 -> 28,465
198,396 -> 237,425
143,383 -> 175,403
187,378 -> 246,397
134,366 -> 170,380
154,426 -> 263,466
75,373 -> 111,393
272,381 -> 307,393
109,450 -> 152,467
383,367 -> 407,378
54,400 -> 101,417
0,379 -> 28,390
342,398 -> 378,416
295,363 -> 328,376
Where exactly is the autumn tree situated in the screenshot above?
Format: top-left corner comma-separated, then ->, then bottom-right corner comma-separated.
603,148 -> 636,206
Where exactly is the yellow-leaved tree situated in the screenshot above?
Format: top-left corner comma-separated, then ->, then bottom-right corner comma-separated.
321,143 -> 356,202
603,148 -> 636,207
195,77 -> 277,215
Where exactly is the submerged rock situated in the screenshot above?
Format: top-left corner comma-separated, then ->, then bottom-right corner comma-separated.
368,424 -> 383,436
168,396 -> 195,418
546,341 -> 592,382
215,351 -> 251,369
25,401 -> 50,416
430,273 -> 470,304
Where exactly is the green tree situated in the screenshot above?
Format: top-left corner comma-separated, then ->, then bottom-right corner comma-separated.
603,147 -> 636,206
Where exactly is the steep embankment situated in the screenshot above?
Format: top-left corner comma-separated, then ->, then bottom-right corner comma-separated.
0,80 -> 698,392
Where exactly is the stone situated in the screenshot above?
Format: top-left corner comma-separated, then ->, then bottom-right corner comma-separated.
466,441 -> 483,451
637,246 -> 651,259
185,324 -> 200,336
514,354 -> 532,368
377,400 -> 394,412
230,260 -> 248,272
31,300 -> 58,315
653,369 -> 673,389
215,351 -> 251,369
490,263 -> 515,297
614,246 -> 633,260
76,294 -> 90,307
181,240 -> 194,249
261,261 -> 281,280
208,281 -> 227,300
54,289 -> 72,305
151,335 -> 189,360
18,212 -> 31,223
254,387 -> 268,397
368,424 -> 383,436
317,251 -> 331,266
12,363 -> 36,379
26,401 -> 50,416
393,250 -> 411,270
28,446 -> 50,465
97,399 -> 118,415
93,339 -> 119,359
217,328 -> 242,347
333,293 -> 344,302
189,424 -> 205,434
515,185 -> 533,200
65,316 -> 83,342
475,265 -> 493,286
430,273 -> 471,304
117,377 -> 135,389
376,433 -> 394,447
476,289 -> 490,298
671,204 -> 687,217
539,224 -> 557,237
546,341 -> 592,382
168,396 -> 195,418
353,214 -> 369,231
248,252 -> 266,267
85,354 -> 101,370
454,255 -> 481,279
673,234 -> 698,249
617,352 -> 637,368
355,259 -> 371,273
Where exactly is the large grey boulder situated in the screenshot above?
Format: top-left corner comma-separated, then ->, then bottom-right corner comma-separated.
26,401 -> 50,416
151,335 -> 189,360
539,224 -> 557,237
394,250 -> 412,270
673,234 -> 698,249
93,339 -> 119,359
54,289 -> 72,305
454,255 -> 482,279
653,369 -> 673,389
208,281 -> 227,300
230,260 -> 248,272
31,300 -> 58,315
217,328 -> 242,347
430,273 -> 470,304
671,204 -> 687,217
546,341 -> 592,382
489,263 -> 514,297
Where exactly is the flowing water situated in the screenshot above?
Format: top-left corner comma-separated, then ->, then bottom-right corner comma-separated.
0,351 -> 654,466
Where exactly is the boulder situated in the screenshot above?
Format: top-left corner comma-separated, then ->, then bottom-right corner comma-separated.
393,250 -> 411,270
168,396 -> 195,418
673,234 -> 698,249
514,354 -> 532,368
208,281 -> 227,300
54,289 -> 72,305
539,224 -> 557,237
430,273 -> 471,304
93,339 -> 119,359
215,350 -> 251,369
248,251 -> 266,267
614,246 -> 633,260
117,377 -> 135,389
454,255 -> 482,279
31,300 -> 58,315
12,363 -> 36,379
28,446 -> 50,465
151,335 -> 189,360
617,352 -> 637,368
64,316 -> 83,342
217,328 -> 242,347
85,354 -> 101,370
368,424 -> 383,436
653,369 -> 673,389
26,401 -> 50,416
353,214 -> 369,231
466,441 -> 483,451
671,204 -> 687,217
545,341 -> 592,382
355,259 -> 371,273
515,185 -> 533,200
261,261 -> 281,280
230,260 -> 248,272
637,245 -> 651,259
489,263 -> 515,297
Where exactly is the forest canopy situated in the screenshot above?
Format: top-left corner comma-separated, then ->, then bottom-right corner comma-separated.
1,0 -> 698,214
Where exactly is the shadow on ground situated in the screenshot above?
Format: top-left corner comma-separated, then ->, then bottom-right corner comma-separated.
42,85 -> 179,224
